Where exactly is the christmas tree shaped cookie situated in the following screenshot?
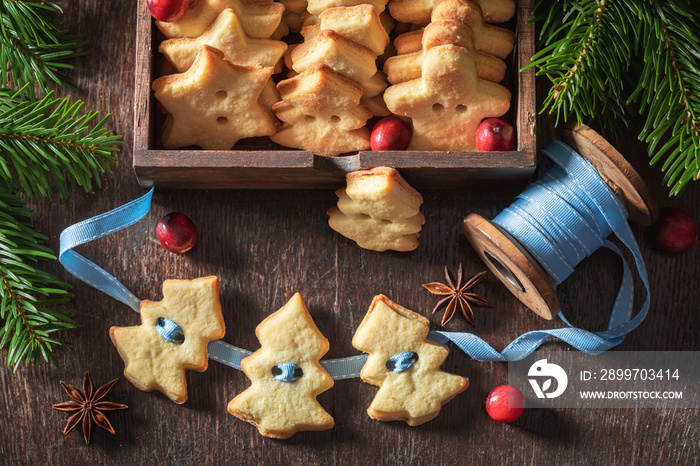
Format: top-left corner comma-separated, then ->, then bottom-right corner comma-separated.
396,0 -> 515,59
388,0 -> 515,25
228,293 -> 335,439
153,45 -> 278,150
109,276 -> 225,404
384,19 -> 508,84
271,64 -> 372,156
159,9 -> 287,73
383,44 -> 511,151
301,4 -> 390,55
328,167 -> 425,252
352,295 -> 469,425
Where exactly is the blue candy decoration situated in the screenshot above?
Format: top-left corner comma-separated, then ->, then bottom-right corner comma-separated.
386,352 -> 419,373
272,363 -> 303,382
156,317 -> 185,344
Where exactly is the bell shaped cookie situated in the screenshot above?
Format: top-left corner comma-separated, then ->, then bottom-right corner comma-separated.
228,293 -> 335,439
352,295 -> 468,425
109,276 -> 225,404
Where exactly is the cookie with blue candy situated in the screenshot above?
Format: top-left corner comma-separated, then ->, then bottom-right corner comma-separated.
109,276 -> 226,404
228,293 -> 335,439
352,295 -> 468,426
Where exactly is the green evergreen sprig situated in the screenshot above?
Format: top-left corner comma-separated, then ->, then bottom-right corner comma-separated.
0,2 -> 121,370
0,186 -> 75,371
0,87 -> 121,199
0,0 -> 87,99
0,88 -> 121,370
526,0 -> 700,195
631,1 -> 700,195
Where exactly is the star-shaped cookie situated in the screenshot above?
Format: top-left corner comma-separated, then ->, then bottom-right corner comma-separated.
159,9 -> 287,73
228,293 -> 334,439
352,295 -> 468,425
383,44 -> 511,151
109,276 -> 225,404
155,0 -> 284,39
153,45 -> 278,150
291,30 -> 381,96
300,4 -> 390,55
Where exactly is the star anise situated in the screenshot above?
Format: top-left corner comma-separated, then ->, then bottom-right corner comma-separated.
52,372 -> 128,445
422,265 -> 493,326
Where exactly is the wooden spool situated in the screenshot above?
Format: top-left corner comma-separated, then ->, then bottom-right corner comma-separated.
461,125 -> 658,320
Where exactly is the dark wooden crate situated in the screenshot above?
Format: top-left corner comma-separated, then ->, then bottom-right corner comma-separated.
133,0 -> 536,189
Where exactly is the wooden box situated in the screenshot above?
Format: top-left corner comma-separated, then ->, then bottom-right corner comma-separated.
133,0 -> 536,189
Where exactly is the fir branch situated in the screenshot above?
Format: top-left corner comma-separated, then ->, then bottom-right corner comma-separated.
526,0 -> 637,128
0,87 -> 121,200
630,0 -> 700,195
0,185 -> 75,371
0,0 -> 87,99
528,0 -> 700,195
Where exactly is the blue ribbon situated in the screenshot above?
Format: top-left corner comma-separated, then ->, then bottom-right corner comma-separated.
59,188 -> 154,313
429,140 -> 650,361
57,140 -> 651,377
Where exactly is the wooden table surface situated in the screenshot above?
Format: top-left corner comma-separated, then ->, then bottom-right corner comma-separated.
1,1 -> 698,464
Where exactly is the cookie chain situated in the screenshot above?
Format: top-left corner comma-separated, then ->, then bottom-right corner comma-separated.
58,141 -> 652,374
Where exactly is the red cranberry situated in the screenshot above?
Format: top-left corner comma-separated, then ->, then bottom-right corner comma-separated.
485,385 -> 525,423
156,212 -> 198,254
651,207 -> 697,253
475,118 -> 516,151
148,0 -> 189,22
370,116 -> 412,151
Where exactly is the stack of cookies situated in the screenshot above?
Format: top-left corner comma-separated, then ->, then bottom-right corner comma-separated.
152,0 -> 287,150
327,167 -> 425,251
383,0 -> 516,151
271,1 -> 393,155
